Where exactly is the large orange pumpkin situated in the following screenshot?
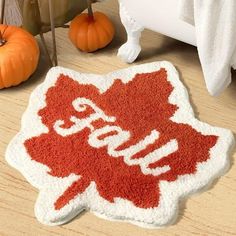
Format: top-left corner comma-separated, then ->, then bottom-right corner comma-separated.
69,12 -> 115,52
0,25 -> 40,89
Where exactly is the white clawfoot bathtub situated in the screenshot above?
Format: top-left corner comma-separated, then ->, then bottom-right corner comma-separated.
118,0 -> 196,63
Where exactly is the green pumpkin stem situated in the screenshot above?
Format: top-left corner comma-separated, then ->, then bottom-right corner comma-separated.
87,0 -> 94,20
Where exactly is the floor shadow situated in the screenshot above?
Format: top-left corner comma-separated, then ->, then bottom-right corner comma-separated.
138,33 -> 197,63
226,69 -> 236,99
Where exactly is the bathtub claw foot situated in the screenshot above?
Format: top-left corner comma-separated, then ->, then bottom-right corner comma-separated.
118,42 -> 141,63
118,1 -> 144,63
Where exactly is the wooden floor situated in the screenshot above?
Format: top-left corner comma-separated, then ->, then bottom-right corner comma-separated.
1,1 -> 236,235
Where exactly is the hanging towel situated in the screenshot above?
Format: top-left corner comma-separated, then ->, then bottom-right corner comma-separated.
178,0 -> 236,96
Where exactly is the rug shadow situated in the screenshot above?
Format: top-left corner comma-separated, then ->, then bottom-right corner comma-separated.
61,209 -> 87,227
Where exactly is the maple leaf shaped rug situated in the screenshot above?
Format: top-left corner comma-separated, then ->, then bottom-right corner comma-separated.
6,61 -> 234,228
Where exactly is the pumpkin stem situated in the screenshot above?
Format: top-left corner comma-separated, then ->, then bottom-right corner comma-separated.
87,0 -> 94,20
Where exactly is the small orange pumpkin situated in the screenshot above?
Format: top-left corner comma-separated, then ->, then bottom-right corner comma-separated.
0,25 -> 40,89
69,10 -> 115,52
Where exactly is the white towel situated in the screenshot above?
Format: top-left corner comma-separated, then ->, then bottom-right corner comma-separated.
179,0 -> 236,96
